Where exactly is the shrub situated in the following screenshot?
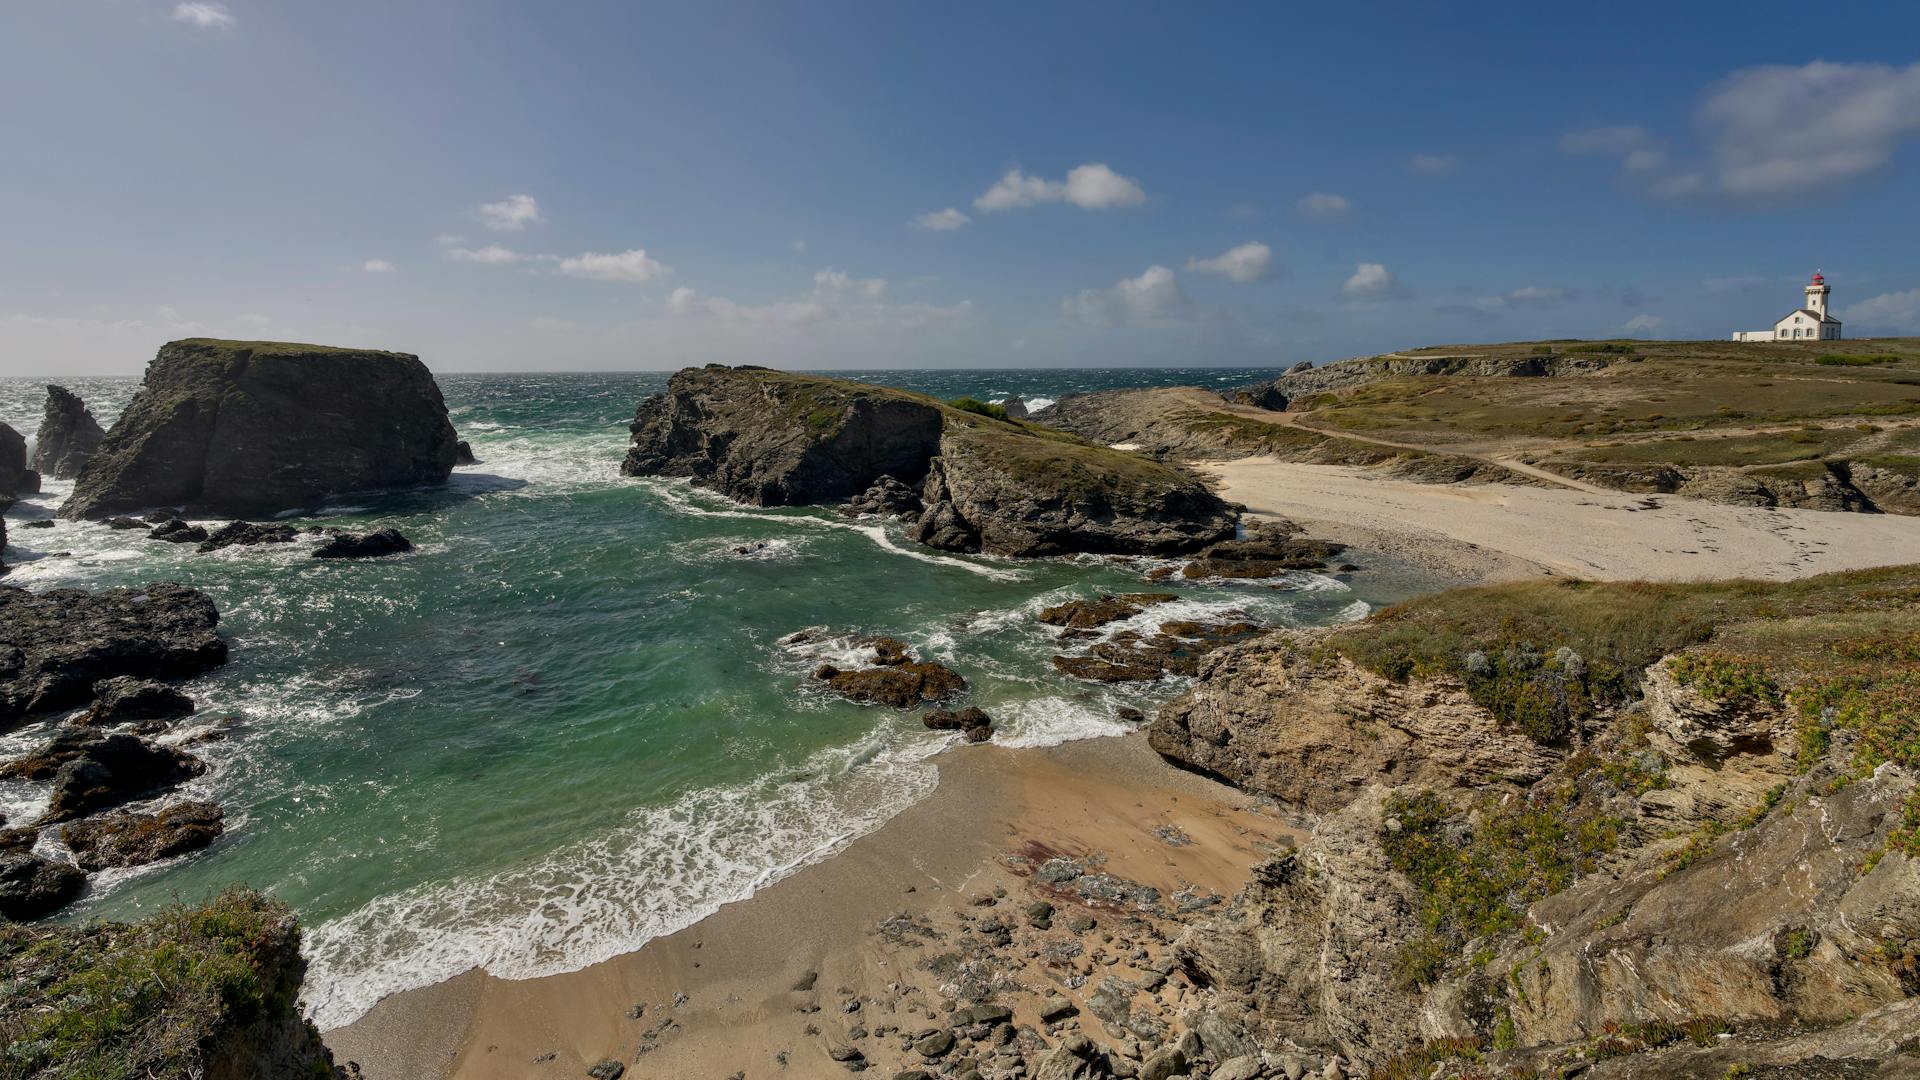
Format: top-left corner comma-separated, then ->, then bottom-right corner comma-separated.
948,397 -> 1009,421
1814,354 -> 1898,366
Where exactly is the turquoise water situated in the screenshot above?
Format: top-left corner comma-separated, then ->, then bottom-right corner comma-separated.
0,370 -> 1439,1028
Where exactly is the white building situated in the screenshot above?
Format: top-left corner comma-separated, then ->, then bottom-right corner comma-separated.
1732,272 -> 1842,342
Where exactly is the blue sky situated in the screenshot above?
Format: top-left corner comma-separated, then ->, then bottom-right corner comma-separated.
3,1 -> 1919,373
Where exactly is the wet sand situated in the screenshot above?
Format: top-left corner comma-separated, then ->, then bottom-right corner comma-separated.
325,734 -> 1297,1080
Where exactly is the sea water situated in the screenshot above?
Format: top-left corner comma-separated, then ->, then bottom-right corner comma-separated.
0,370 -> 1439,1028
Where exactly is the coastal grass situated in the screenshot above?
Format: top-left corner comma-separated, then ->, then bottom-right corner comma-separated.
948,396 -> 1010,421
0,888 -> 312,1080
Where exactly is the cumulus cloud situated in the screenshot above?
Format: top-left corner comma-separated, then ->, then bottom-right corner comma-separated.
1061,265 -> 1190,325
478,193 -> 544,231
1185,242 -> 1275,284
556,249 -> 671,284
1842,287 -> 1920,333
973,163 -> 1147,212
1297,192 -> 1350,219
668,269 -> 965,330
1341,262 -> 1400,300
913,207 -> 972,231
363,259 -> 396,274
1624,313 -> 1666,333
1564,62 -> 1920,203
172,3 -> 233,28
446,244 -> 524,265
1505,285 -> 1575,306
1409,154 -> 1461,175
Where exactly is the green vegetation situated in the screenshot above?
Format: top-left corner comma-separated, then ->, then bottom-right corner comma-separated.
0,888 -> 322,1080
172,337 -> 412,359
948,397 -> 1010,421
1364,1036 -> 1484,1080
1665,653 -> 1782,707
1565,342 -> 1637,354
1816,353 -> 1899,366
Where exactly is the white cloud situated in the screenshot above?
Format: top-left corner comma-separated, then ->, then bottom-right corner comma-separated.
1624,313 -> 1666,333
1185,242 -> 1275,284
1505,285 -> 1574,306
913,207 -> 972,231
478,193 -> 544,231
1409,154 -> 1461,176
172,3 -> 233,28
973,163 -> 1147,212
667,269 -> 964,331
1842,287 -> 1920,333
1061,265 -> 1190,325
434,234 -> 466,247
363,259 -> 396,274
1565,62 -> 1920,203
1561,126 -> 1653,155
556,249 -> 671,284
1297,192 -> 1350,219
1342,262 -> 1399,300
446,244 -> 525,265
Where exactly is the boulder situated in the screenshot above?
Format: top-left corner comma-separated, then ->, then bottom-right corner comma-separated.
1001,396 -> 1030,420
60,801 -> 225,870
818,662 -> 966,708
147,518 -> 208,544
0,582 -> 226,731
0,729 -> 103,781
840,475 -> 924,519
454,440 -> 476,465
78,676 -> 195,728
923,706 -> 993,742
0,422 -> 27,497
197,520 -> 299,553
31,384 -> 106,479
1038,593 -> 1177,630
0,517 -> 8,578
38,733 -> 206,824
60,338 -> 459,519
312,527 -> 413,559
0,853 -> 86,920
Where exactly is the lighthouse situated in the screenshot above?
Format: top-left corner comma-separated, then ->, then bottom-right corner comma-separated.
1731,271 -> 1843,342
1805,271 -> 1831,318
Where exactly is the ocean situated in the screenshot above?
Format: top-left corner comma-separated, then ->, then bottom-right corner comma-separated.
0,369 -> 1439,1029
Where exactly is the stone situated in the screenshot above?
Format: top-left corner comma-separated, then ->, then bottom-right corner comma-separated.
105,516 -> 146,530
819,659 -> 967,709
312,528 -> 414,560
0,582 -> 227,732
1137,1048 -> 1186,1080
1031,1035 -> 1105,1080
1038,594 -> 1179,631
914,1030 -> 956,1058
0,729 -> 102,781
1039,995 -> 1079,1022
586,1061 -> 625,1080
60,338 -> 459,520
924,706 -> 994,742
196,520 -> 300,553
1051,655 -> 1165,683
455,440 -> 476,465
842,475 -> 925,519
0,852 -> 86,920
78,676 -> 195,727
1211,1056 -> 1263,1080
32,384 -> 107,480
147,519 -> 208,544
60,801 -> 225,870
0,423 -> 28,499
38,734 -> 206,824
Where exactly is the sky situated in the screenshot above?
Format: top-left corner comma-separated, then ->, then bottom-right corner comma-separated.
3,1 -> 1919,374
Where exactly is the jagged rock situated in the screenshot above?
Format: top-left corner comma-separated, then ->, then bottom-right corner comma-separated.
586,1060 -> 625,1079
923,706 -> 994,742
20,520 -> 53,529
841,475 -> 925,519
1039,995 -> 1079,1022
1031,1035 -> 1107,1080
60,338 -> 459,519
1182,538 -> 1345,578
147,518 -> 208,544
1038,593 -> 1177,630
0,852 -> 86,920
0,422 -> 27,497
1000,396 -> 1030,420
623,366 -> 1235,557
60,801 -> 225,870
104,516 -> 146,530
454,440 -> 476,465
0,729 -> 101,781
1136,1047 -> 1185,1080
39,734 -> 206,824
0,582 -> 226,731
1210,1056 -> 1264,1080
1051,655 -> 1165,683
32,385 -> 106,480
197,520 -> 300,553
77,676 -> 195,727
312,528 -> 413,559
819,663 -> 966,708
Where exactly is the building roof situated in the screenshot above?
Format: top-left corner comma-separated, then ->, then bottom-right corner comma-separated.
1779,308 -> 1841,324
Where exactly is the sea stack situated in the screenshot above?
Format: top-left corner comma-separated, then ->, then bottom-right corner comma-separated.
59,339 -> 460,519
0,422 -> 27,498
32,384 -> 107,480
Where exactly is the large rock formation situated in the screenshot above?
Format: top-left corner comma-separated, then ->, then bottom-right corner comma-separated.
0,582 -> 227,731
60,338 -> 459,519
0,421 -> 28,500
623,366 -> 1235,556
31,384 -> 106,479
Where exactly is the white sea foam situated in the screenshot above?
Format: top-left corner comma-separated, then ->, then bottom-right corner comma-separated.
302,731 -> 941,1030
991,696 -> 1136,748
1024,397 -> 1056,412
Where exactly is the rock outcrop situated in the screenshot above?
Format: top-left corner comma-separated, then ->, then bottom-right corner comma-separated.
0,421 -> 28,497
0,853 -> 86,920
39,733 -> 206,823
61,800 -> 226,870
31,384 -> 106,479
60,338 -> 459,519
311,527 -> 413,559
623,367 -> 1236,557
0,582 -> 226,731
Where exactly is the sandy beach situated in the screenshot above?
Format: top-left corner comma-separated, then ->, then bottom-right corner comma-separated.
1201,457 -> 1920,583
325,735 -> 1296,1080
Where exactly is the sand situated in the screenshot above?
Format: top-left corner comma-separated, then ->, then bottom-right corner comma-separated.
1201,458 -> 1920,583
325,734 -> 1296,1079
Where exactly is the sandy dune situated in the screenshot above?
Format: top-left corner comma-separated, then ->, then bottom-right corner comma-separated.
1201,457 -> 1920,583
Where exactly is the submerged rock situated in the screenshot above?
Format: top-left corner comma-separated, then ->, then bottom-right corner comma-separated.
311,527 -> 413,559
0,729 -> 102,781
1038,593 -> 1178,630
31,384 -> 106,480
923,706 -> 994,742
197,520 -> 299,553
147,518 -> 208,544
0,852 -> 86,920
0,582 -> 226,731
60,801 -> 225,870
39,733 -> 206,823
817,662 -> 966,708
60,338 -> 459,520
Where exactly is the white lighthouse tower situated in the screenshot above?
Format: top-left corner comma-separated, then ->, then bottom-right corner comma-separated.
1731,271 -> 1842,342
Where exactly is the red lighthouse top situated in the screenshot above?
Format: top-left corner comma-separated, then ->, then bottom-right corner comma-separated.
1811,272 -> 1825,285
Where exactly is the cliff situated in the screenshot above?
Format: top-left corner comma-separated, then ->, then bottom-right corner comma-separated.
32,383 -> 107,480
622,366 -> 1236,556
60,339 -> 459,519
0,888 -> 350,1079
1149,566 -> 1920,1075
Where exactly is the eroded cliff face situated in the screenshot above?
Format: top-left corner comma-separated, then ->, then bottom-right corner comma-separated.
31,383 -> 107,480
60,339 -> 459,519
622,366 -> 1236,557
1151,631 -> 1920,1075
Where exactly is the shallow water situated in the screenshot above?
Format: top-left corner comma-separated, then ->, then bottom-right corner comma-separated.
0,369 -> 1439,1027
